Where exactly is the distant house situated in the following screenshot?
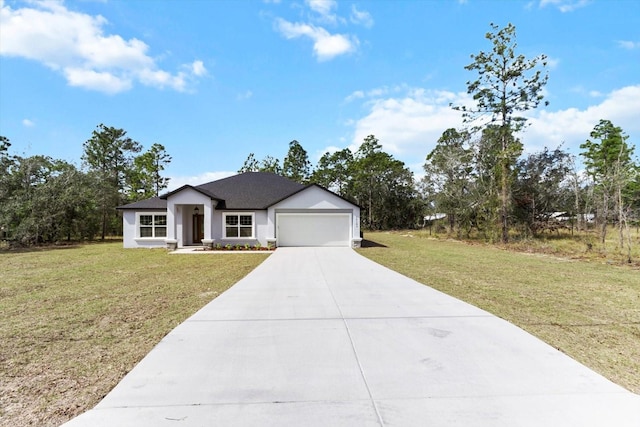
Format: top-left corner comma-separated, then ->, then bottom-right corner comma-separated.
549,212 -> 571,222
117,172 -> 361,249
549,212 -> 595,223
424,213 -> 447,222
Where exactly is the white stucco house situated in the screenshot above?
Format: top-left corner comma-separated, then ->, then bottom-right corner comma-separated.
117,172 -> 362,249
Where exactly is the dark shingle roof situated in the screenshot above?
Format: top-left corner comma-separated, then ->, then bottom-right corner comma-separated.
117,172 -> 306,211
196,172 -> 305,209
116,197 -> 167,210
159,185 -> 222,201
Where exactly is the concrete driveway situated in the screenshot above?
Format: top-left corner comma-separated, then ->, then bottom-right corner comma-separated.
64,247 -> 639,426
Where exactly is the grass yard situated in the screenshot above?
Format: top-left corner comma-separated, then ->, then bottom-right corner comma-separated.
357,230 -> 640,394
0,243 -> 269,427
2,234 -> 638,426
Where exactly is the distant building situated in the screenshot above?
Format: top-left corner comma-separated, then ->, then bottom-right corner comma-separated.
424,213 -> 447,222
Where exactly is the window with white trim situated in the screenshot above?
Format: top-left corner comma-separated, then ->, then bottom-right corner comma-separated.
223,213 -> 254,239
138,213 -> 167,238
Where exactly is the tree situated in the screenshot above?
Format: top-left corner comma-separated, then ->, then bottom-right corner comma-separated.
283,140 -> 311,184
82,124 -> 141,239
130,143 -> 172,199
580,120 -> 637,256
238,153 -> 260,173
0,136 -> 16,217
351,135 -> 419,229
259,155 -> 282,175
455,22 -> 549,242
238,153 -> 283,175
0,154 -> 98,244
566,155 -> 587,233
423,128 -> 473,234
512,147 -> 572,236
466,126 -> 503,239
311,148 -> 354,196
0,135 -> 11,165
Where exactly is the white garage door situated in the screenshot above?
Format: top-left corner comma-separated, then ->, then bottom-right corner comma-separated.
277,213 -> 351,247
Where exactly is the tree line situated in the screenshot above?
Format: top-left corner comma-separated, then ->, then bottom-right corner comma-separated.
422,22 -> 639,259
0,125 -> 171,244
238,23 -> 639,258
421,122 -> 638,243
239,136 -> 422,230
1,23 -> 637,253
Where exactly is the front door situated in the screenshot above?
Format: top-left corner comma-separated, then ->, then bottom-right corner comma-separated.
193,214 -> 204,244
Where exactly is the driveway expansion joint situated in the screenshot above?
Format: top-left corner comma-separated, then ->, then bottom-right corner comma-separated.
62,247 -> 640,427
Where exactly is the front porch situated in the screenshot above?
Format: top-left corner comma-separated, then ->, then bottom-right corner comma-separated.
165,192 -> 216,249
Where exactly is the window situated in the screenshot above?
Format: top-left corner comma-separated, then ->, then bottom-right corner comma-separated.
223,213 -> 254,239
138,213 -> 167,238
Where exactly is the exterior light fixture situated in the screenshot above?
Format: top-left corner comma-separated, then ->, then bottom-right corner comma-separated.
194,206 -> 199,215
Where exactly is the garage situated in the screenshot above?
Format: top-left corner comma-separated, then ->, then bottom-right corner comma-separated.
277,213 -> 351,247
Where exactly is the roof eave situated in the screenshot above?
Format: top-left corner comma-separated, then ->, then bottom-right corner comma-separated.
159,185 -> 223,201
266,183 -> 361,209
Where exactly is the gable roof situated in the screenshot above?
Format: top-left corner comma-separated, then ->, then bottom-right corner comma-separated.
116,197 -> 166,210
159,185 -> 222,201
195,172 -> 305,209
117,172 -> 359,211
269,183 -> 361,209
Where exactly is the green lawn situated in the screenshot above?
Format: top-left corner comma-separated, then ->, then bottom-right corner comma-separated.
357,230 -> 640,395
0,243 -> 268,427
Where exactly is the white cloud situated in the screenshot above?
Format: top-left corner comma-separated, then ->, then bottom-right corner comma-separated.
305,0 -> 338,24
237,90 -> 253,101
345,84 -> 640,175
344,90 -> 364,103
344,85 -> 408,103
190,60 -> 207,77
0,0 -> 206,94
523,85 -> 640,154
275,18 -> 357,61
350,5 -> 373,28
64,67 -> 132,93
166,171 -> 236,192
539,0 -> 591,13
22,118 -> 35,127
569,85 -> 603,98
312,145 -> 342,162
272,0 -> 368,60
349,87 -> 469,157
617,40 -> 640,50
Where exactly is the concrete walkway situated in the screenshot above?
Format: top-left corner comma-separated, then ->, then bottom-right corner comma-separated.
64,248 -> 639,426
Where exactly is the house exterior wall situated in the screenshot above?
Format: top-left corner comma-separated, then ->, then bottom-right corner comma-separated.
122,210 -> 137,248
122,210 -> 169,248
212,209 -> 268,247
166,189 -> 214,247
267,186 -> 361,245
121,184 -> 360,249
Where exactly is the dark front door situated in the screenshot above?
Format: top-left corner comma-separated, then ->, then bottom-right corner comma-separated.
193,214 -> 204,244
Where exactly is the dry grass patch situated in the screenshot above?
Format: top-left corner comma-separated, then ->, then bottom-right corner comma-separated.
0,243 -> 268,427
357,231 -> 640,394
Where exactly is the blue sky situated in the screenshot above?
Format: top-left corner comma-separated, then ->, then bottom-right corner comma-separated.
1,0 -> 639,190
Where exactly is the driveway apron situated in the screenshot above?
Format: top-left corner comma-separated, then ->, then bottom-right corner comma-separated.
63,247 -> 640,426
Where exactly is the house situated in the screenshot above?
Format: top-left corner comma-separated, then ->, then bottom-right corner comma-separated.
117,172 -> 362,249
